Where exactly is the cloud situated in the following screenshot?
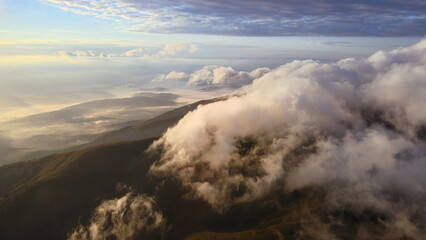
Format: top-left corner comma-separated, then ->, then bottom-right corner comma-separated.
59,6 -> 97,16
156,42 -> 199,57
165,71 -> 188,80
123,48 -> 143,57
151,71 -> 188,83
148,37 -> 426,239
68,192 -> 165,240
151,66 -> 270,86
288,129 -> 426,239
188,66 -> 270,86
57,48 -> 143,58
57,43 -> 198,59
45,0 -> 426,36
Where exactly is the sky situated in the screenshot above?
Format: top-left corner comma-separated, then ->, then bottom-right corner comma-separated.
0,0 -> 425,164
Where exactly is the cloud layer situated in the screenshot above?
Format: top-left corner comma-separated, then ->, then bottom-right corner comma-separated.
149,39 -> 426,236
152,65 -> 270,87
57,42 -> 199,58
46,0 -> 426,36
0,92 -> 180,166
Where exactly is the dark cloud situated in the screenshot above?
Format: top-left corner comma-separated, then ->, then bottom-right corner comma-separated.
48,0 -> 426,36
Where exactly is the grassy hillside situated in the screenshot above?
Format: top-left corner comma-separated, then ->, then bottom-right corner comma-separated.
0,138 -> 160,240
0,134 -> 390,240
0,137 -> 318,240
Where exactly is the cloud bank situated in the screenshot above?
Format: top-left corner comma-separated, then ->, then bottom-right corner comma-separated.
152,65 -> 270,87
57,42 -> 199,59
149,39 -> 426,237
45,0 -> 426,36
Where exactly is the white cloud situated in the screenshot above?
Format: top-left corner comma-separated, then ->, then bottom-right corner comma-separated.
187,66 -> 270,86
123,48 -> 143,57
56,43 -> 198,59
56,48 -> 141,58
156,42 -> 199,57
151,65 -> 270,86
150,74 -> 167,83
148,37 -> 426,232
151,71 -> 188,83
165,71 -> 188,80
59,6 -> 97,16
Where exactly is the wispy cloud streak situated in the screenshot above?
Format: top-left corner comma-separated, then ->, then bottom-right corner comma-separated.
45,0 -> 426,36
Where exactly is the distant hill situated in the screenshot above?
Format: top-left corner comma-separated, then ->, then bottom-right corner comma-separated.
87,98 -> 222,146
0,92 -> 181,166
51,97 -> 223,155
6,97 -> 221,165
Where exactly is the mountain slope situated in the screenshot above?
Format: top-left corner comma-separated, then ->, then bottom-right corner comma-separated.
0,96 -> 314,240
0,95 -> 416,240
87,98 -> 223,146
0,92 -> 180,166
0,138 -> 160,240
2,97 -> 221,167
0,137 -> 314,240
0,97 -> 224,203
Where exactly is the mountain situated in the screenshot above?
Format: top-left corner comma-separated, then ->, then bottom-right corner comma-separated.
0,138 -> 160,240
0,93 -> 180,166
87,98 -> 222,146
0,97 -> 408,240
1,95 -> 222,167
5,93 -> 179,127
0,97 -> 311,240
0,97 -> 223,202
0,137 -> 320,240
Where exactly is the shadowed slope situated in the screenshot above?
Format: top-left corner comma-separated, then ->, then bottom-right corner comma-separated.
0,138 -> 159,240
0,137 -> 311,240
